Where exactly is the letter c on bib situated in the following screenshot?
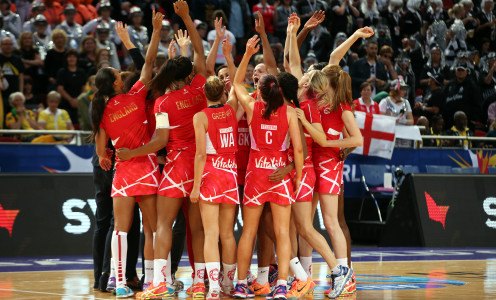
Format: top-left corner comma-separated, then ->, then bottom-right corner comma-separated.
266,131 -> 273,144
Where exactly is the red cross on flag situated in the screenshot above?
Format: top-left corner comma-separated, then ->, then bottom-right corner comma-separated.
354,111 -> 396,159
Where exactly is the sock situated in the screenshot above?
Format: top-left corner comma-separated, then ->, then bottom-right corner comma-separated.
331,265 -> 341,275
165,252 -> 173,284
111,231 -> 128,288
206,262 -> 221,290
222,263 -> 236,287
238,278 -> 247,285
300,256 -> 312,277
153,232 -> 156,249
153,259 -> 167,286
257,267 -> 269,285
144,260 -> 154,284
350,261 -> 354,270
289,257 -> 308,281
337,258 -> 348,268
276,279 -> 287,287
194,263 -> 206,284
110,257 -> 116,278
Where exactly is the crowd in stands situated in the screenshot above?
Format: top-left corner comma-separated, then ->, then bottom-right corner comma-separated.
0,0 -> 495,147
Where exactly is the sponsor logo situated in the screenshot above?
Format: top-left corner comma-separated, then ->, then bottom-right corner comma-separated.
219,127 -> 233,134
162,266 -> 167,277
255,157 -> 286,169
261,124 -> 277,131
227,269 -> 236,280
212,157 -> 237,169
0,204 -> 19,237
483,197 -> 496,229
209,268 -> 219,281
197,269 -> 205,280
425,192 -> 449,229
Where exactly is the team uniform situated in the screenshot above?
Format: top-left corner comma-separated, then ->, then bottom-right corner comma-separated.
200,104 -> 239,204
312,102 -> 352,195
154,75 -> 207,198
100,80 -> 160,197
244,102 -> 294,206
288,100 -> 320,202
236,114 -> 250,186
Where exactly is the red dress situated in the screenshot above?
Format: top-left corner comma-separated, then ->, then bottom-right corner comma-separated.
288,100 -> 320,202
200,105 -> 239,204
312,102 -> 352,195
100,80 -> 160,197
154,75 -> 207,198
244,102 -> 293,206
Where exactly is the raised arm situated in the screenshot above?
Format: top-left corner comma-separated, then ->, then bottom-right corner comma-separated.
297,10 -> 325,49
254,11 -> 278,76
140,8 -> 163,84
329,27 -> 374,65
115,22 -> 136,50
206,17 -> 226,76
222,36 -> 238,112
175,29 -> 191,57
190,111 -> 208,203
174,0 -> 206,77
233,35 -> 260,119
288,15 -> 303,81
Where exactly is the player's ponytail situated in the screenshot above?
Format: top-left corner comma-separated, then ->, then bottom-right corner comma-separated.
322,64 -> 353,111
149,55 -> 193,94
307,70 -> 331,107
260,74 -> 284,120
91,67 -> 116,138
276,72 -> 300,108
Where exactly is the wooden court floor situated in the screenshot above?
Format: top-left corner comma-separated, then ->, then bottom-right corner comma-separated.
1,258 -> 495,299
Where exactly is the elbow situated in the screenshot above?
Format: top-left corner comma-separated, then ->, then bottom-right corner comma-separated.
317,137 -> 327,147
354,136 -> 363,147
195,152 -> 207,161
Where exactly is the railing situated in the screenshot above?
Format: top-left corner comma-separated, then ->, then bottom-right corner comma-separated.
419,135 -> 496,149
0,130 -> 92,146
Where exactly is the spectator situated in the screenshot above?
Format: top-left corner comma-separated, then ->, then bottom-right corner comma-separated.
15,0 -> 31,23
127,6 -> 148,55
304,25 -> 333,63
33,15 -> 51,50
44,29 -> 67,91
94,22 -> 120,70
332,32 -> 355,71
78,36 -> 97,74
330,0 -> 359,37
400,36 -> 424,86
23,77 -> 41,112
349,39 -> 388,99
43,0 -> 63,28
353,82 -> 381,114
63,0 -> 93,26
195,21 -> 211,54
424,0 -> 449,26
416,116 -> 430,147
274,0 -> 297,43
15,31 -> 43,95
0,0 -> 22,38
380,0 -> 403,51
207,11 -> 236,66
22,1 -> 51,38
420,44 -> 451,89
394,56 -> 416,105
5,92 -> 38,136
414,72 -> 445,121
461,0 -> 478,48
56,48 -> 87,125
427,114 -> 445,147
379,76 -> 414,125
480,52 -> 496,113
154,52 -> 166,73
400,0 -> 423,37
157,20 -> 173,55
77,75 -> 95,131
56,4 -> 84,50
0,37 -> 24,118
227,0 -> 251,52
377,45 -> 398,82
488,101 -> 496,125
87,47 -> 112,76
34,90 -> 74,143
445,19 -> 468,66
443,61 -> 481,129
444,111 -> 474,147
244,62 -> 255,92
252,0 -> 275,41
475,0 -> 495,49
360,0 -> 380,27
0,16 -> 16,48
82,1 -> 120,45
485,120 -> 496,147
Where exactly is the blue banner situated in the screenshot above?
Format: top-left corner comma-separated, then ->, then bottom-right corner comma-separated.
1,145 -> 495,198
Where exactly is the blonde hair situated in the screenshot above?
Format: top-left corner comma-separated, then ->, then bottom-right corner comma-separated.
448,3 -> 464,18
321,64 -> 353,111
306,70 -> 331,107
204,76 -> 225,102
18,31 -> 33,50
47,91 -> 61,102
51,29 -> 68,45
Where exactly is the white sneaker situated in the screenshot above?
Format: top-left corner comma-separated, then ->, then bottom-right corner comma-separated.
206,288 -> 221,300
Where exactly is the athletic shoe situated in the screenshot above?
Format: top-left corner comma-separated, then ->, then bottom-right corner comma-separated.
115,286 -> 134,298
206,288 -> 221,300
106,276 -> 116,293
342,271 -> 356,295
247,271 -> 257,286
286,278 -> 316,300
99,272 -> 109,292
328,266 -> 353,299
269,284 -> 287,300
269,264 -> 278,287
193,282 -> 206,298
142,282 -> 151,292
221,284 -> 235,297
136,282 -> 174,299
286,276 -> 295,291
233,283 -> 255,298
173,279 -> 184,292
186,284 -> 195,296
249,281 -> 271,296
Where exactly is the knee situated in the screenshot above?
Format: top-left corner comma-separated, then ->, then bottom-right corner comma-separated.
296,222 -> 312,240
323,215 -> 339,233
273,224 -> 290,239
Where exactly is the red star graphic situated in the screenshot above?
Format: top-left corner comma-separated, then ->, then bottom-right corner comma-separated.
0,204 -> 19,237
424,192 -> 449,229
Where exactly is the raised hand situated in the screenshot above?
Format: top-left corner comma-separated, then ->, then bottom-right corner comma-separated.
214,17 -> 226,40
168,39 -> 177,59
254,11 -> 266,35
289,13 -> 300,33
175,29 -> 190,49
152,7 -> 164,31
354,26 -> 375,39
174,0 -> 190,19
222,34 -> 232,57
115,22 -> 130,43
304,10 -> 325,30
246,35 -> 260,56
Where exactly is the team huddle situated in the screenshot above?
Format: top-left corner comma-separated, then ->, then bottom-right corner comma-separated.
92,1 -> 373,299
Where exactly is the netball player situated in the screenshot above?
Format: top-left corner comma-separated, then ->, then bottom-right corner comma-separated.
232,36 -> 303,300
116,1 -> 208,298
92,9 -> 163,299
